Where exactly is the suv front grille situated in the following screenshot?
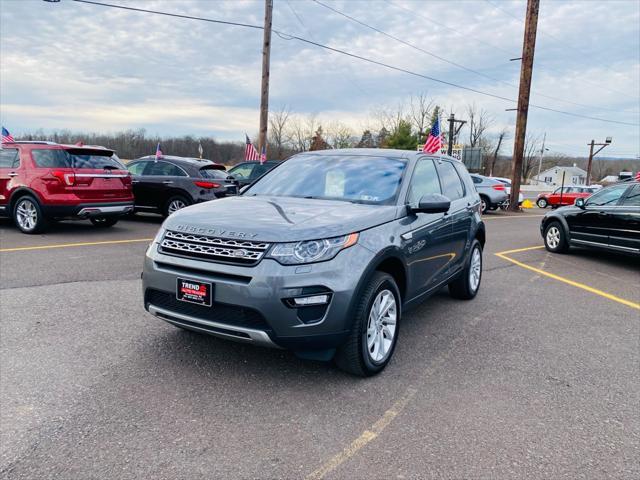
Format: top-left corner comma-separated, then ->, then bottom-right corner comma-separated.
145,289 -> 270,331
159,230 -> 270,266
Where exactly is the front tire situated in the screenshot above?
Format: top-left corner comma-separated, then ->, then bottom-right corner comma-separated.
543,221 -> 569,253
13,195 -> 49,234
335,272 -> 401,377
448,239 -> 483,300
537,198 -> 548,208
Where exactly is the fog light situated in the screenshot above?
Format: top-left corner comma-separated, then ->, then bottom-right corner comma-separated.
292,294 -> 330,306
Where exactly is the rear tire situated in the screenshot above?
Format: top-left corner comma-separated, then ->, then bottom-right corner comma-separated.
90,216 -> 119,228
12,195 -> 49,234
479,195 -> 490,214
448,240 -> 482,300
164,195 -> 191,217
334,272 -> 401,377
543,221 -> 569,253
536,198 -> 548,208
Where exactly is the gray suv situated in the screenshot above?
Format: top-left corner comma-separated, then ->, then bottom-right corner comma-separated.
142,149 -> 485,376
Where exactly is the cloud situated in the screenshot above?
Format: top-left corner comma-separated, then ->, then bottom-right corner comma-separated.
0,0 -> 638,155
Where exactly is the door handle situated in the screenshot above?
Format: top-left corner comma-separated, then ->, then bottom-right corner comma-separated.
7,172 -> 18,177
162,180 -> 174,185
131,179 -> 139,184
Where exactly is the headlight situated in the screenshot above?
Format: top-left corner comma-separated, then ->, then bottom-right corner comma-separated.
151,226 -> 166,245
269,233 -> 359,265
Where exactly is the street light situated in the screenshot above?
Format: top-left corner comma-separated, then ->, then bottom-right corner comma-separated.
586,137 -> 612,185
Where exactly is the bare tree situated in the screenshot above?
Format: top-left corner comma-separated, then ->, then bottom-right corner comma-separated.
522,133 -> 542,182
373,102 -> 406,136
466,103 -> 494,148
484,127 -> 509,176
286,113 -> 317,153
326,121 -> 354,149
408,93 -> 434,142
268,106 -> 291,159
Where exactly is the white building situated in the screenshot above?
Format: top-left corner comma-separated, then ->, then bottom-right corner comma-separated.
532,165 -> 587,187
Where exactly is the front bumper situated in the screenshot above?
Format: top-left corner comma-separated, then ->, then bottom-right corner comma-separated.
142,241 -> 375,350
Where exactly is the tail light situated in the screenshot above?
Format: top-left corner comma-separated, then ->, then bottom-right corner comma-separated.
194,180 -> 220,189
51,170 -> 76,186
492,184 -> 506,191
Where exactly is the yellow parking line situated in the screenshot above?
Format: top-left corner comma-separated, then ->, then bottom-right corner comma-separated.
495,248 -> 640,311
496,245 -> 546,255
0,238 -> 153,253
305,387 -> 418,480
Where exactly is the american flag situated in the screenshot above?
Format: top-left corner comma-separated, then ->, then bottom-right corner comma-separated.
245,134 -> 260,162
155,142 -> 163,160
1,127 -> 14,143
260,145 -> 266,164
422,117 -> 443,154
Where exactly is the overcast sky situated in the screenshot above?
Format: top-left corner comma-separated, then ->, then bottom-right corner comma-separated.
1,0 -> 638,157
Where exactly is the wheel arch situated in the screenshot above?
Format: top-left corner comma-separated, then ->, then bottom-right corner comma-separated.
8,187 -> 45,212
344,248 -> 408,334
542,214 -> 571,241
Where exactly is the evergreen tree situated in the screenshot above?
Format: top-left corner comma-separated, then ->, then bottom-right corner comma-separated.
376,127 -> 390,148
356,129 -> 375,148
385,120 -> 418,151
309,126 -> 329,151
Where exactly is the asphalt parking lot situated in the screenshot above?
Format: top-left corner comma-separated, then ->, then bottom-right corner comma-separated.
1,210 -> 638,479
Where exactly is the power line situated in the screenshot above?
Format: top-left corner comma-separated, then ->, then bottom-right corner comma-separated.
385,0 -> 638,114
284,0 -> 371,97
319,0 -> 620,115
312,0 -> 517,90
483,0 -> 640,101
66,0 -> 640,127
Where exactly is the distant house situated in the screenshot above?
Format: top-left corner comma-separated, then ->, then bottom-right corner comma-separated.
532,165 -> 587,187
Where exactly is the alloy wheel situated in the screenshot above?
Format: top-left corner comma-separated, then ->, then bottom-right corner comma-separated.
546,226 -> 561,249
16,199 -> 38,231
168,199 -> 186,214
469,246 -> 482,292
366,289 -> 397,363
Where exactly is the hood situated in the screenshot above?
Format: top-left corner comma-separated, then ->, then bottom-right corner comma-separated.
163,195 -> 401,242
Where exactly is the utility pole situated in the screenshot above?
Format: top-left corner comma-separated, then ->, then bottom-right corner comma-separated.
586,137 -> 612,185
508,0 -> 539,211
447,113 -> 466,156
258,0 -> 273,154
535,132 -> 547,185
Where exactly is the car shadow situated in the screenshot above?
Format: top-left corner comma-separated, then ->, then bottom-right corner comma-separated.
569,246 -> 640,268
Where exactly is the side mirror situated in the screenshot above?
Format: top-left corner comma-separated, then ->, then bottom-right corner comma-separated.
409,193 -> 451,214
574,197 -> 586,209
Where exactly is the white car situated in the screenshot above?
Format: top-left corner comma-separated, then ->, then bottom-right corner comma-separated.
489,177 -> 524,206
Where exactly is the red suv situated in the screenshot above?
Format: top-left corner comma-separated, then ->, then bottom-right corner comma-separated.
0,141 -> 133,233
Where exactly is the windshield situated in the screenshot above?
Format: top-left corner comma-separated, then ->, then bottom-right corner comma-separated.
200,167 -> 229,179
31,148 -> 125,169
245,154 -> 407,205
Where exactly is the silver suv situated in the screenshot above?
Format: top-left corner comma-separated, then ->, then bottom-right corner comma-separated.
142,149 -> 486,376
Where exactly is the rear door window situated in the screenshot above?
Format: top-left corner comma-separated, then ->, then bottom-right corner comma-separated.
127,162 -> 148,176
437,161 -> 465,201
0,148 -> 19,168
144,161 -> 188,177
